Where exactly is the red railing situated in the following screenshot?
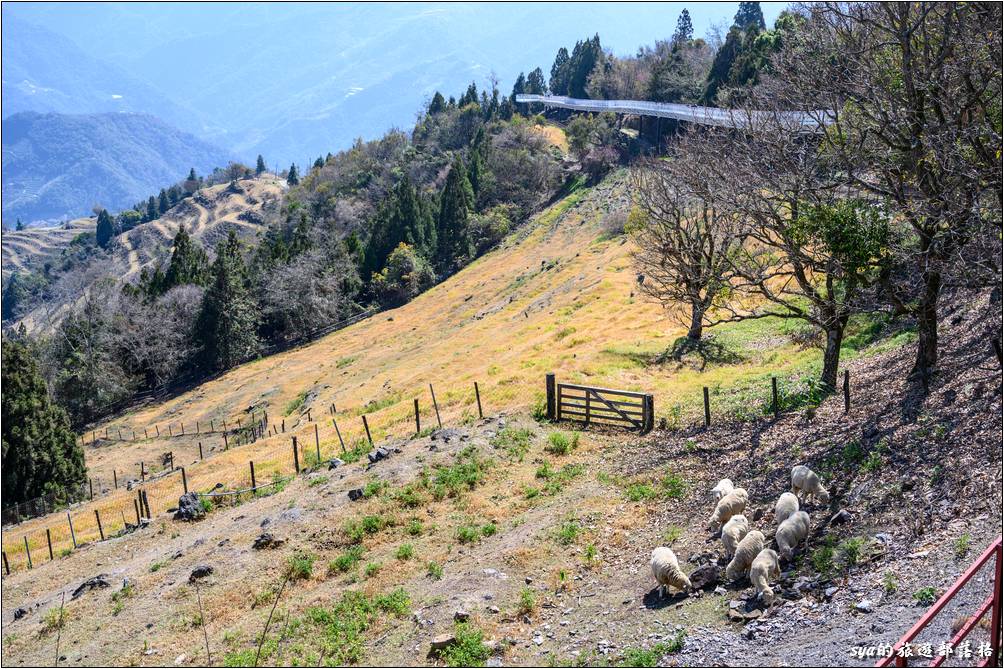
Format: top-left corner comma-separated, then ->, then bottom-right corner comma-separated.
877,536 -> 1002,667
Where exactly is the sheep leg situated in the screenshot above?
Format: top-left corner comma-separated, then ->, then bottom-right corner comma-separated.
658,584 -> 666,599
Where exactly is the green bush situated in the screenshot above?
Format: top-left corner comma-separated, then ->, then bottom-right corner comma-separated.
364,562 -> 382,578
556,518 -> 582,546
491,427 -> 534,461
427,561 -> 444,580
395,543 -> 415,560
406,518 -> 424,536
437,623 -> 491,667
517,587 -> 536,615
625,483 -> 657,502
545,431 -> 579,455
913,587 -> 938,606
330,546 -> 365,573
481,522 -> 498,537
285,552 -> 316,581
456,525 -> 480,544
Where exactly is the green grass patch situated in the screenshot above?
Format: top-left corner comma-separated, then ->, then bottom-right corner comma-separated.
618,631 -> 685,666
330,546 -> 365,574
491,427 -> 534,461
305,588 -> 410,665
435,622 -> 491,667
395,544 -> 415,561
283,390 -> 309,416
555,518 -> 582,546
545,431 -> 579,455
286,552 -> 316,581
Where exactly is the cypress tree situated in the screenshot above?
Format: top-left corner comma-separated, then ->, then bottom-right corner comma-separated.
163,226 -> 210,290
2,339 -> 87,505
673,9 -> 694,44
436,156 -> 475,272
428,91 -> 446,115
255,155 -> 266,176
733,1 -> 766,30
287,164 -> 299,186
15,217 -> 24,231
188,168 -> 198,181
146,196 -> 158,221
158,189 -> 170,214
197,232 -> 260,371
313,156 -> 324,170
96,209 -> 114,248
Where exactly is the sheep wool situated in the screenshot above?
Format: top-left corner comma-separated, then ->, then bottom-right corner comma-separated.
774,492 -> 800,525
726,530 -> 765,582
791,465 -> 830,505
775,510 -> 811,561
650,546 -> 692,597
721,514 -> 750,558
749,548 -> 781,605
708,488 -> 749,532
711,478 -> 735,503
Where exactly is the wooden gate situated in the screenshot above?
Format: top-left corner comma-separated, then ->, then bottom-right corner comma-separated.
545,373 -> 653,433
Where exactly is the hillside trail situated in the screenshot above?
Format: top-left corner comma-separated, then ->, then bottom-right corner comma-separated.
120,230 -> 142,277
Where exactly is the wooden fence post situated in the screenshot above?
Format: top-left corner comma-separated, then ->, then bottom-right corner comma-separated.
429,384 -> 443,429
282,419 -> 286,433
118,428 -> 122,440
181,467 -> 188,494
142,490 -> 151,518
95,510 -> 105,541
474,382 -> 483,420
292,437 -> 300,473
223,419 -> 227,432
2,551 -> 9,575
332,418 -> 346,454
67,512 -> 77,548
545,373 -> 556,421
181,422 -> 185,435
105,427 -> 109,439
46,528 -> 54,560
307,409 -> 312,422
144,428 -> 149,439
113,470 -> 118,489
199,442 -> 204,459
771,377 -> 779,419
134,498 -> 141,524
168,424 -> 172,437
23,537 -> 32,569
196,421 -> 200,434
224,433 -> 229,450
843,369 -> 850,413
141,462 -> 145,482
414,399 -> 421,435
362,415 -> 373,446
156,425 -> 160,437
644,394 -> 655,433
89,478 -> 94,500
703,387 -> 711,428
250,461 -> 256,489
314,424 -> 321,463
169,451 -> 174,470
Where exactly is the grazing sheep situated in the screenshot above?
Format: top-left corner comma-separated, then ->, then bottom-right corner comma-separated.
775,510 -> 811,561
749,548 -> 781,605
721,514 -> 750,558
774,492 -> 800,525
711,478 -> 735,503
726,530 -> 765,582
708,488 -> 749,532
791,465 -> 830,505
651,547 -> 692,597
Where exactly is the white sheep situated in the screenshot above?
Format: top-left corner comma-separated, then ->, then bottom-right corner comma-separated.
749,548 -> 781,605
725,530 -> 765,582
775,510 -> 811,561
710,478 -> 735,503
707,488 -> 749,532
721,514 -> 750,558
651,546 -> 692,597
791,465 -> 830,505
774,492 -> 800,525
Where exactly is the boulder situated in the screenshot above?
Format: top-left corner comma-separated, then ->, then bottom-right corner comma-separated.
367,447 -> 391,464
12,607 -> 28,621
347,488 -> 364,501
189,565 -> 213,583
453,610 -> 470,622
174,493 -> 205,521
829,509 -> 853,526
429,634 -> 457,655
688,564 -> 720,590
252,533 -> 284,550
327,458 -> 345,470
72,574 -> 111,599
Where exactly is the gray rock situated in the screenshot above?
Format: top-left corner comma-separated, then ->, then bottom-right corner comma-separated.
72,574 -> 111,599
189,565 -> 213,583
327,458 -> 344,470
367,447 -> 391,464
829,509 -> 853,526
347,488 -> 364,501
825,587 -> 839,598
855,599 -> 874,613
252,533 -> 284,550
689,564 -> 720,590
454,610 -> 470,622
12,607 -> 28,620
173,492 -> 205,521
429,634 -> 457,654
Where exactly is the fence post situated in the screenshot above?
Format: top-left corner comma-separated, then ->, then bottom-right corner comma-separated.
843,369 -> 850,413
545,373 -> 556,421
141,462 -> 145,482
156,425 -> 160,437
181,467 -> 188,494
95,510 -> 105,541
196,421 -> 200,434
181,422 -> 185,436
414,399 -> 421,435
105,427 -> 109,439
211,419 -> 215,432
224,433 -> 229,450
89,478 -> 94,501
474,382 -> 483,420
199,442 -> 204,460
143,490 -> 152,518
644,395 -> 655,433
169,452 -> 175,470
113,470 -> 117,489
2,551 -> 8,575
771,377 -> 779,419
46,528 -> 54,560
144,428 -> 149,439
314,424 -> 321,463
23,537 -> 32,569
332,418 -> 346,454
429,384 -> 443,429
168,424 -> 172,437
703,387 -> 711,428
134,498 -> 141,524
118,428 -> 122,440
362,415 -> 373,446
250,461 -> 256,489
307,409 -> 312,422
67,512 -> 77,548
292,437 -> 300,473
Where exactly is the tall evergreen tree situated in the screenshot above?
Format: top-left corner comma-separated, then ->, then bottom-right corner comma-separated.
436,156 -> 475,272
146,196 -> 158,221
188,167 -> 198,181
286,164 -> 299,186
510,71 -> 527,104
163,226 -> 210,290
2,339 -> 87,505
197,232 -> 260,371
704,26 -> 745,102
158,188 -> 171,214
526,68 -> 547,95
255,155 -> 266,176
363,176 -> 435,278
549,47 -> 571,95
733,1 -> 765,31
428,91 -> 446,115
673,9 -> 694,44
95,209 -> 114,248
313,156 -> 324,170
467,127 -> 490,199
15,217 -> 24,231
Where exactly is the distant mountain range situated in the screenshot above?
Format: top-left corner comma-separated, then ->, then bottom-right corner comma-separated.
2,112 -> 231,224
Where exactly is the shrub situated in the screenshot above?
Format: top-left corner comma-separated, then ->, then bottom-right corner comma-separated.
545,431 -> 579,455
363,480 -> 386,498
360,514 -> 388,534
625,483 -> 657,502
619,632 -> 685,666
664,527 -> 683,544
584,544 -> 598,563
406,518 -> 424,536
285,552 -> 316,581
41,606 -> 69,635
913,587 -> 938,607
395,484 -> 423,508
330,546 -> 365,573
882,571 -> 898,593
954,533 -> 971,558
437,622 -> 491,667
374,588 -> 410,616
481,522 -> 497,537
556,518 -> 582,546
427,561 -> 444,580
517,587 -> 537,616
456,525 -> 480,544
811,545 -> 835,576
491,427 -> 534,461
659,471 -> 687,499
364,562 -> 382,578
395,544 -> 415,561
839,537 -> 865,568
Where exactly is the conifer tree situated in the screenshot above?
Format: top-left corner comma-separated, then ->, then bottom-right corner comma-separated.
313,156 -> 324,170
188,167 -> 198,181
510,72 -> 527,104
256,155 -> 266,176
95,209 -> 114,248
158,188 -> 170,214
436,156 -> 475,272
673,9 -> 694,44
197,232 -> 260,371
733,1 -> 765,31
428,91 -> 446,114
163,226 -> 210,290
15,217 -> 24,231
2,339 -> 87,505
146,196 -> 158,221
287,163 -> 299,186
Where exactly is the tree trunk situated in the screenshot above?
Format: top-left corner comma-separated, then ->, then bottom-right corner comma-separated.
687,302 -> 704,340
911,269 -> 941,386
821,321 -> 846,391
